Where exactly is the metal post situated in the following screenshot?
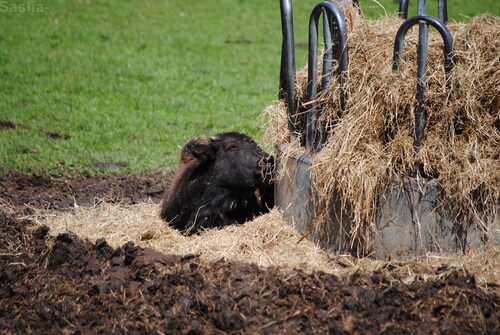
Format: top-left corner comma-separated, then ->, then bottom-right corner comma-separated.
399,0 -> 448,23
317,11 -> 334,151
438,0 -> 448,23
279,0 -> 298,141
415,0 -> 429,151
399,0 -> 410,19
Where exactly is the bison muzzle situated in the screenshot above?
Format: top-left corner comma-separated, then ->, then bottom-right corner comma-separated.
160,132 -> 274,234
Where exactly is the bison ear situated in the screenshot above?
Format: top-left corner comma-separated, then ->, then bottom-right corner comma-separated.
183,136 -> 216,161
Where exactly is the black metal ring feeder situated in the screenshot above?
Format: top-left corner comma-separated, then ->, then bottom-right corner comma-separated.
275,0 -> 496,258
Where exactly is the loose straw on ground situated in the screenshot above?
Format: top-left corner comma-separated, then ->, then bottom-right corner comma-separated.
23,202 -> 499,292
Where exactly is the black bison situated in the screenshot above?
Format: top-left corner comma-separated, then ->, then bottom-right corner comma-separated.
160,132 -> 274,234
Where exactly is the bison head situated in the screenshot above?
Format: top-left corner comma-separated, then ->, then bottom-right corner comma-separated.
209,132 -> 272,190
160,132 -> 274,234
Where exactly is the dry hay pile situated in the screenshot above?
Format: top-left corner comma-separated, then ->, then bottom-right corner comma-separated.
263,12 -> 499,249
28,202 -> 336,274
24,202 -> 499,290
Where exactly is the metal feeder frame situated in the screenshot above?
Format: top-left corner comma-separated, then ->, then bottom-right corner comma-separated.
275,0 -> 499,258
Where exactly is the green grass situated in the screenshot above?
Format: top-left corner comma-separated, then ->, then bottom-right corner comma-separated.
0,0 -> 497,176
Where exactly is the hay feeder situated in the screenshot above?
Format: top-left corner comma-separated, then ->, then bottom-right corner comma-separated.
274,0 -> 499,259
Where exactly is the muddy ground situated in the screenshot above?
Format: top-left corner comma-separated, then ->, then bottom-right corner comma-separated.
0,173 -> 498,334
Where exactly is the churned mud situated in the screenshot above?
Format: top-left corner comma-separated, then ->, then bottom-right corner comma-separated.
0,173 -> 498,334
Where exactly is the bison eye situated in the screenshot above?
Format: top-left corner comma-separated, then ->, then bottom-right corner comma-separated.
225,144 -> 239,151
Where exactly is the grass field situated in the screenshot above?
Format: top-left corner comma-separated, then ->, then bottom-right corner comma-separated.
0,0 -> 497,176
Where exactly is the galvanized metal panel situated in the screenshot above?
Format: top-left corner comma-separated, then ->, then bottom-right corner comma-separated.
276,148 -> 500,260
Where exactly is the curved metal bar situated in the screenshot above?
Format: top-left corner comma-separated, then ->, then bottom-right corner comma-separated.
392,15 -> 453,154
306,1 -> 348,153
393,15 -> 453,85
279,0 -> 298,141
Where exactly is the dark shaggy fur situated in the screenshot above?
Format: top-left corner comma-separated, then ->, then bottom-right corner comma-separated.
160,132 -> 274,234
